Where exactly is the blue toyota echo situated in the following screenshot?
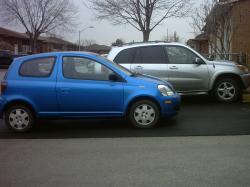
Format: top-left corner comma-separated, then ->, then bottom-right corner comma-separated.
0,52 -> 180,132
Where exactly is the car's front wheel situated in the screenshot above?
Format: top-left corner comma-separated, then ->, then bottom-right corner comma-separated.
129,100 -> 160,128
213,78 -> 241,102
4,105 -> 35,132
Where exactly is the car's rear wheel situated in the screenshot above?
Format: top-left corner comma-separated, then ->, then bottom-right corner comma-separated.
213,78 -> 241,102
4,105 -> 34,132
129,100 -> 160,128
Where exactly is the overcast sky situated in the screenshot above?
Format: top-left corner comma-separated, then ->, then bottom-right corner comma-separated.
65,0 -> 204,45
1,0 -> 204,46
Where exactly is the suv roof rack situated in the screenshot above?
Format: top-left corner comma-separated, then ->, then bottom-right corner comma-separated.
120,41 -> 169,47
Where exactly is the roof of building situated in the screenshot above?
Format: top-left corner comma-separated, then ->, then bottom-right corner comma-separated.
0,27 -> 28,39
187,33 -> 208,43
0,27 -> 76,46
195,33 -> 208,40
41,37 -> 76,46
84,44 -> 111,51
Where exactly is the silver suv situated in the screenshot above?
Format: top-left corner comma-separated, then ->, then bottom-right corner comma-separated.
108,42 -> 250,102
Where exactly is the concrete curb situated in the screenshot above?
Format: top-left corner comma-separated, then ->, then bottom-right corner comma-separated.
243,88 -> 250,102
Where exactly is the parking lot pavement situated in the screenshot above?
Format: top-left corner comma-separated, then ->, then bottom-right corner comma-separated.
0,136 -> 250,187
0,95 -> 249,138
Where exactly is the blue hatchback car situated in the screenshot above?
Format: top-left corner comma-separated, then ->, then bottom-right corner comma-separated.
0,52 -> 180,132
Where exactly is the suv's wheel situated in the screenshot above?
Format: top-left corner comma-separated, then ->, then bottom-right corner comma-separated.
4,105 -> 34,132
213,78 -> 241,102
129,100 -> 160,128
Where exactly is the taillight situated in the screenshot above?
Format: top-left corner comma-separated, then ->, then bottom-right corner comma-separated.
1,81 -> 7,94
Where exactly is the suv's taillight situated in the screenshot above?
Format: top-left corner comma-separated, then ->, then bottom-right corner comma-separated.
1,81 -> 8,94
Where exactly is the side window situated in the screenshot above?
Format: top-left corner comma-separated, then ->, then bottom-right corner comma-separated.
140,46 -> 166,64
63,57 -> 114,81
19,57 -> 55,77
114,48 -> 136,64
165,46 -> 198,64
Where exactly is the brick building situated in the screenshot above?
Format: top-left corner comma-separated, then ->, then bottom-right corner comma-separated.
187,33 -> 209,55
0,27 -> 78,54
188,0 -> 250,65
229,0 -> 250,65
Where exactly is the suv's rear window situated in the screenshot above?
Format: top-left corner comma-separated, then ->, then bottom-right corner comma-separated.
19,57 -> 55,77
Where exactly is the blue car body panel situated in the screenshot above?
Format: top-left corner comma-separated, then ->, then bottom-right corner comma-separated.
0,52 -> 180,119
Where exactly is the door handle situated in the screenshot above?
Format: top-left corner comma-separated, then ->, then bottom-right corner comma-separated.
59,88 -> 71,93
135,66 -> 143,69
169,66 -> 178,70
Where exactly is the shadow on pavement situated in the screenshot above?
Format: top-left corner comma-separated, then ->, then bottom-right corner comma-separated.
0,95 -> 249,139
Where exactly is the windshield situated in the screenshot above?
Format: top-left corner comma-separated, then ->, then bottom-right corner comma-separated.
98,56 -> 133,76
189,47 -> 210,61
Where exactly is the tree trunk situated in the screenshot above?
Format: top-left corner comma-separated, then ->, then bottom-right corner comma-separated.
143,31 -> 150,42
28,33 -> 38,54
33,36 -> 38,53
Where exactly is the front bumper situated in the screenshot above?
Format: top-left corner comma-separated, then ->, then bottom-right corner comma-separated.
241,73 -> 250,89
160,94 -> 181,118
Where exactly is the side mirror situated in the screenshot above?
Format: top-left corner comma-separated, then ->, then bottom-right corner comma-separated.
109,74 -> 120,82
194,57 -> 203,64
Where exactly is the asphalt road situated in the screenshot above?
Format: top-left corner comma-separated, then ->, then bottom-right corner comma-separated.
1,136 -> 250,187
0,95 -> 249,138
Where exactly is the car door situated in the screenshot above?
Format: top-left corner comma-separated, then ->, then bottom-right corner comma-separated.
130,46 -> 169,82
165,46 -> 210,92
56,55 -> 124,117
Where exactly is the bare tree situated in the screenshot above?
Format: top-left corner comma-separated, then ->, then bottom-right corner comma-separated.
205,2 -> 233,58
0,0 -> 77,53
190,0 -> 216,36
191,0 -> 234,59
89,0 -> 192,42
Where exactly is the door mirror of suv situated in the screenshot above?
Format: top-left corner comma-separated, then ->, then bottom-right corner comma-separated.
194,57 -> 203,64
109,74 -> 120,82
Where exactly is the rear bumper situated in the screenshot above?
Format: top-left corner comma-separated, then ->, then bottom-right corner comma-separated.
241,73 -> 250,89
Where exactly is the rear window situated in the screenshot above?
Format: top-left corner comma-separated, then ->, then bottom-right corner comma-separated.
19,57 -> 55,77
114,48 -> 136,64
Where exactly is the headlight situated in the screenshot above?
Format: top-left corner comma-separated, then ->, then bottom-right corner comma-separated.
158,85 -> 174,96
236,64 -> 249,73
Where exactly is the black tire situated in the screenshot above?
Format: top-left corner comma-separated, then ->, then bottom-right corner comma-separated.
4,105 -> 35,132
213,78 -> 241,102
129,100 -> 160,128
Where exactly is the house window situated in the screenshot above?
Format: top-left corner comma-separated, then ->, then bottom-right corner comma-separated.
21,45 -> 31,54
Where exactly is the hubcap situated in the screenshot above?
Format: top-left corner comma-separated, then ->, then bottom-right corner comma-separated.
217,82 -> 236,100
134,104 -> 155,126
9,109 -> 30,130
